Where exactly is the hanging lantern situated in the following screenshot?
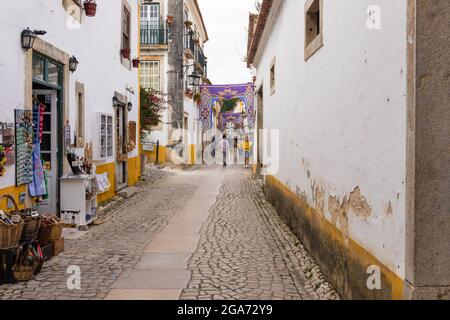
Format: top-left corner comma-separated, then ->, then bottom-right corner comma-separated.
188,70 -> 201,87
21,28 -> 36,50
69,55 -> 79,72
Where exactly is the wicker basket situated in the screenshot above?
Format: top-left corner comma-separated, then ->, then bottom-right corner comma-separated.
0,195 -> 24,250
19,210 -> 42,243
13,242 -> 43,281
37,216 -> 64,246
14,265 -> 35,282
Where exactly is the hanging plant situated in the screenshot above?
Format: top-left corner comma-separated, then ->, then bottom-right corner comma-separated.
140,87 -> 167,138
132,58 -> 140,68
184,20 -> 193,28
83,0 -> 97,17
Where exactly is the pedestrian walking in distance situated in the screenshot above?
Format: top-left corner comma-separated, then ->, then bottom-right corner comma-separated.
221,133 -> 230,167
243,135 -> 252,168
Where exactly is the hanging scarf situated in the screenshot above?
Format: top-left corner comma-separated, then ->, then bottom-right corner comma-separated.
28,143 -> 47,197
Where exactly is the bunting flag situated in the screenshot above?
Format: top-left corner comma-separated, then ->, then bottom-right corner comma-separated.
199,83 -> 255,131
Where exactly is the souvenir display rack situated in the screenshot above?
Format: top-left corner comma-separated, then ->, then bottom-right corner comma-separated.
14,110 -> 34,186
60,174 -> 98,228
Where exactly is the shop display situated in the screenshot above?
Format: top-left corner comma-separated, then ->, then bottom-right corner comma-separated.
83,143 -> 93,174
0,195 -> 24,250
0,122 -> 16,167
32,100 -> 45,144
37,216 -> 63,246
18,209 -> 41,243
29,143 -> 47,197
127,121 -> 137,152
15,109 -> 34,186
0,194 -> 64,283
60,175 -> 98,228
64,122 -> 71,152
66,147 -> 85,175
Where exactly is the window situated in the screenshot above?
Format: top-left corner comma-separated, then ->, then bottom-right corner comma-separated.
141,3 -> 160,23
99,114 -> 113,159
304,0 -> 323,60
75,82 -> 85,147
62,0 -> 82,23
32,54 -> 62,88
140,61 -> 160,91
122,4 -> 131,52
270,58 -> 276,95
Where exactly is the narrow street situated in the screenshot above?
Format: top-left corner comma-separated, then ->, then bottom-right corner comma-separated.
0,166 -> 338,300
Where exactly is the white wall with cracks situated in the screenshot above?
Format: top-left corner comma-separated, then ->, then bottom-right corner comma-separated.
252,0 -> 408,279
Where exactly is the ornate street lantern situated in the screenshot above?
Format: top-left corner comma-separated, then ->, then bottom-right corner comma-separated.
21,28 -> 36,50
112,96 -> 120,107
69,55 -> 79,72
188,70 -> 201,87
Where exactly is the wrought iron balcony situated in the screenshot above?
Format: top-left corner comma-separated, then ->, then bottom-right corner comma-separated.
140,21 -> 168,45
184,31 -> 195,58
195,45 -> 207,75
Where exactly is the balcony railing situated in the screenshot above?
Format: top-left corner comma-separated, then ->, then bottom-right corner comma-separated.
184,31 -> 195,56
195,46 -> 207,75
140,21 -> 168,45
184,30 -> 208,76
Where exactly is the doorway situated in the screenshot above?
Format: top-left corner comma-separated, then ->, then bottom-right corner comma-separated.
31,53 -> 63,215
115,104 -> 128,191
33,91 -> 58,214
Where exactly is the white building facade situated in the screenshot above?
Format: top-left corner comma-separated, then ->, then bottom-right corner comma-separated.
248,0 -> 450,300
140,0 -> 209,165
0,0 -> 140,215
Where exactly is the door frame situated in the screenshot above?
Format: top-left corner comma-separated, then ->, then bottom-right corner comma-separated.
115,102 -> 128,191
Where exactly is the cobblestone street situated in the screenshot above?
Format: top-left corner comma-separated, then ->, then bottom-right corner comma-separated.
0,166 -> 338,300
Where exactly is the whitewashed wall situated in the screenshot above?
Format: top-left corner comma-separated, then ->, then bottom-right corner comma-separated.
253,0 -> 407,278
0,0 -> 139,189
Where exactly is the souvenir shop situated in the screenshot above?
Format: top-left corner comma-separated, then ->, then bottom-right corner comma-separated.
0,52 -> 67,284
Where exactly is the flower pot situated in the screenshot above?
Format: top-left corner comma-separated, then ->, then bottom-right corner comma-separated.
132,59 -> 140,68
121,48 -> 131,60
167,15 -> 174,24
84,2 -> 97,17
184,20 -> 193,28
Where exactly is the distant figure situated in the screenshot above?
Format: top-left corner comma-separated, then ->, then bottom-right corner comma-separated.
243,135 -> 252,168
211,136 -> 216,159
233,137 -> 238,164
221,134 -> 230,166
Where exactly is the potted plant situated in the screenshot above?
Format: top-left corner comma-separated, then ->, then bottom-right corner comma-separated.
184,20 -> 193,29
121,48 -> 131,60
132,58 -> 140,68
167,15 -> 174,25
83,0 -> 97,17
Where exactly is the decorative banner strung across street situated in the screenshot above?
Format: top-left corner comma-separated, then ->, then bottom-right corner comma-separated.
199,83 -> 255,131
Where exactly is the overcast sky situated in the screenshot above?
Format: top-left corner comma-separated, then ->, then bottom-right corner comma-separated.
197,0 -> 256,85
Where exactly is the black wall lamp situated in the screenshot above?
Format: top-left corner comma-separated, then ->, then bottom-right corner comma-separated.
188,70 -> 201,87
21,28 -> 47,50
69,55 -> 79,72
112,96 -> 120,107
127,102 -> 133,112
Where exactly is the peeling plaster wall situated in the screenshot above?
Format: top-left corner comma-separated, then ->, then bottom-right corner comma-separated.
254,0 -> 407,279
